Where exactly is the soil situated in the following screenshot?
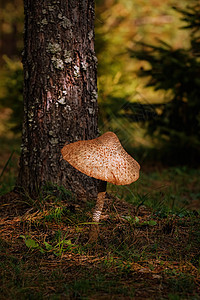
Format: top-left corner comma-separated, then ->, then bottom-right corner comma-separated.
0,191 -> 199,299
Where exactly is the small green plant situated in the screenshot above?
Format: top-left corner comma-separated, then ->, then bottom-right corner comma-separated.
167,271 -> 195,296
44,207 -> 66,223
20,233 -> 75,257
121,215 -> 157,227
20,235 -> 40,249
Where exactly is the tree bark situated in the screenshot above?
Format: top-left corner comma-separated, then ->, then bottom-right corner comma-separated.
17,0 -> 100,199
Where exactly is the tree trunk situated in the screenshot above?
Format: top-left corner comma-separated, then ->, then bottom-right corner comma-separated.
17,0 -> 100,200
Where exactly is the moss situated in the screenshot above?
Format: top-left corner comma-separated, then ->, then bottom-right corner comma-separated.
81,61 -> 87,71
48,130 -> 55,136
47,43 -> 61,54
63,50 -> 73,64
50,137 -> 59,145
88,108 -> 94,115
58,14 -> 72,29
66,105 -> 72,111
51,57 -> 64,70
28,111 -> 34,121
41,18 -> 48,25
74,65 -> 80,77
47,6 -> 54,12
91,90 -> 98,102
47,43 -> 65,70
88,30 -> 93,41
57,97 -> 66,105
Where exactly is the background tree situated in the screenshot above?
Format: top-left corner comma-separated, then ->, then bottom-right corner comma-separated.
129,1 -> 200,164
0,0 -> 23,65
17,0 -> 101,199
0,0 -> 23,134
95,0 -> 190,153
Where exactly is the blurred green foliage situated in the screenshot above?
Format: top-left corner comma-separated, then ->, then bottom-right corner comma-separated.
0,0 -> 24,133
95,0 -> 191,156
1,0 -> 198,165
0,56 -> 23,133
0,0 -> 24,60
129,1 -> 200,164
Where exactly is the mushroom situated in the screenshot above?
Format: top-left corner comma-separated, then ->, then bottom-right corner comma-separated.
61,131 -> 140,241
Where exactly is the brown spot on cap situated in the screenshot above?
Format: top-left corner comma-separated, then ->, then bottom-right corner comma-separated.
61,132 -> 140,185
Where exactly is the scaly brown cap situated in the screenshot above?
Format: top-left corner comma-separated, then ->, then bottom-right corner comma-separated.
61,132 -> 140,185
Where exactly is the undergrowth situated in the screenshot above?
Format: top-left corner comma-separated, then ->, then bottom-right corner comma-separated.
0,175 -> 200,299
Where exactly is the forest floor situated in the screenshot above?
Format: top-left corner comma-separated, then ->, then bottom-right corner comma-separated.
0,165 -> 200,299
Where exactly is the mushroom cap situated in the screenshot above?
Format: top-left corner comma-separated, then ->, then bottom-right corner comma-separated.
61,132 -> 140,185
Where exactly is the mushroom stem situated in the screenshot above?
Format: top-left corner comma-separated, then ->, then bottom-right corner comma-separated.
92,191 -> 106,222
89,191 -> 106,242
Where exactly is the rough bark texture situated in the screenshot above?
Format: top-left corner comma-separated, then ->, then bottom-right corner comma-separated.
17,0 -> 101,199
